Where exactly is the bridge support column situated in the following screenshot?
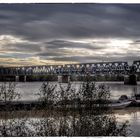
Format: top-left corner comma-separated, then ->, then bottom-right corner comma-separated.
124,74 -> 137,85
24,75 -> 27,82
68,76 -> 70,83
58,76 -> 62,83
15,76 -> 19,82
58,75 -> 70,83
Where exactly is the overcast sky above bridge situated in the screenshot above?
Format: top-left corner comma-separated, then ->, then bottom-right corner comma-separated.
0,4 -> 140,66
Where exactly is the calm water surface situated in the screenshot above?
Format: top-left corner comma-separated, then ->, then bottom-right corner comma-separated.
11,81 -> 140,101
114,108 -> 140,136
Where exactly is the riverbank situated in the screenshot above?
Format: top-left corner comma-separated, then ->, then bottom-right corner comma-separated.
0,107 -> 139,119
0,98 -> 139,111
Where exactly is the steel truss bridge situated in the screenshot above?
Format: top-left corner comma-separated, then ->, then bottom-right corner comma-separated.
0,60 -> 140,76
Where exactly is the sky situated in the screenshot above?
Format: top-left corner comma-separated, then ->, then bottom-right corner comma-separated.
0,3 -> 140,66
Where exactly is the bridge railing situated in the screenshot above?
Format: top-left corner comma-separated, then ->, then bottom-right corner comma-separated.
0,61 -> 139,76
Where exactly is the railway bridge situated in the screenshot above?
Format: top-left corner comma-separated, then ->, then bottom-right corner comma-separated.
0,60 -> 139,84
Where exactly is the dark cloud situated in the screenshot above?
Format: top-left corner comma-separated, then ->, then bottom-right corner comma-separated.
3,42 -> 41,53
44,40 -> 104,50
0,4 -> 140,40
0,4 -> 140,65
46,56 -> 105,62
36,39 -> 105,59
47,52 -> 140,63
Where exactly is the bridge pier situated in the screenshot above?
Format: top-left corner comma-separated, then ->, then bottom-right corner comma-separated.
15,76 -> 19,82
124,74 -> 137,85
24,75 -> 27,82
58,75 -> 70,83
15,75 -> 27,82
58,76 -> 62,83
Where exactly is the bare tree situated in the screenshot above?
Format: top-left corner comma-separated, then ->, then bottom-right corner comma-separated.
0,82 -> 20,103
37,82 -> 57,107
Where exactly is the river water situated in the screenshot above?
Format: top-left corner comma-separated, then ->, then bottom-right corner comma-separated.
1,81 -> 140,136
12,81 -> 140,101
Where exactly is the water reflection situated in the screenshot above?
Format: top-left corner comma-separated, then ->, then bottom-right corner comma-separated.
0,109 -> 131,136
0,107 -> 140,136
113,108 -> 140,136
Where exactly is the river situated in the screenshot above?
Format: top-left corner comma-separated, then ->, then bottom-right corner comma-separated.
10,81 -> 140,101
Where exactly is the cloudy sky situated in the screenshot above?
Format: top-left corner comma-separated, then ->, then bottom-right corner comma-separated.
0,4 -> 140,66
